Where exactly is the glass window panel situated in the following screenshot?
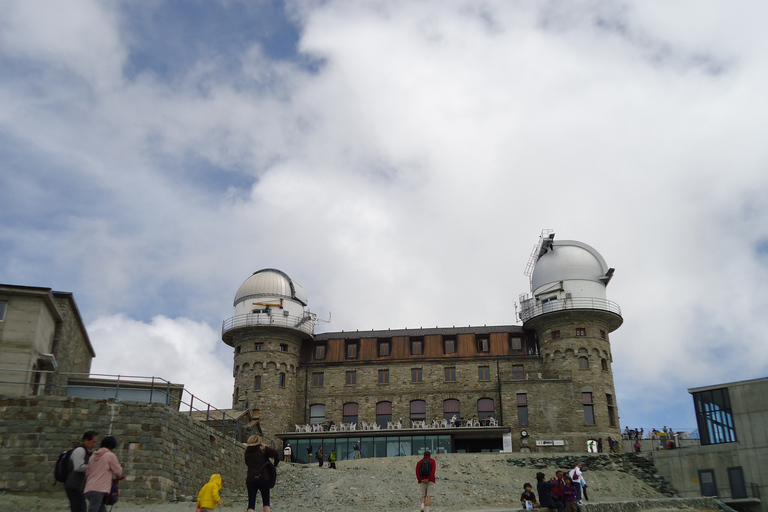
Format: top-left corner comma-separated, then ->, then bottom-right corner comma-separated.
518,406 -> 529,426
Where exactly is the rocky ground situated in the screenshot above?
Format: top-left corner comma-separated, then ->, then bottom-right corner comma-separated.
1,453 -> 716,512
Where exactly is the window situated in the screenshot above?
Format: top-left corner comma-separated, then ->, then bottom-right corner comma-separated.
478,366 -> 490,381
310,404 -> 326,424
478,398 -> 494,420
578,356 -> 589,370
345,370 -> 357,386
235,345 -> 241,354
376,401 -> 392,429
278,373 -> 285,387
576,327 -> 586,336
254,343 -> 263,351
600,330 -> 606,339
234,387 -> 239,402
312,372 -> 324,387
346,341 -> 359,359
443,337 -> 457,354
551,330 -> 561,340
411,338 -> 424,355
445,367 -> 456,382
343,402 -> 359,424
279,344 -> 288,352
443,399 -> 460,422
606,394 -> 616,427
314,345 -> 326,360
0,301 -> 6,321
583,392 -> 594,425
477,337 -> 489,353
378,369 -> 389,384
254,376 -> 262,391
411,368 -> 423,383
510,337 -> 522,351
410,400 -> 426,423
601,358 -> 609,371
378,339 -> 391,357
512,365 -> 524,379
517,393 -> 528,426
693,387 -> 737,445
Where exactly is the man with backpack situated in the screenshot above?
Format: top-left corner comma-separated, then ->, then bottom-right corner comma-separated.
415,450 -> 436,512
63,430 -> 99,512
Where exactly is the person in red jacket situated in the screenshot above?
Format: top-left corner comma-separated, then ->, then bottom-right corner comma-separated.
416,450 -> 436,512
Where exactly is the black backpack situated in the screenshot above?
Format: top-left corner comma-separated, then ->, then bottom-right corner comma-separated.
419,459 -> 432,478
54,448 -> 75,484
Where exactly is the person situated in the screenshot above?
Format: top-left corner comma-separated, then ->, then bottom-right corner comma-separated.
551,470 -> 565,504
562,476 -> 579,512
306,444 -> 313,463
569,462 -> 588,501
84,436 -> 123,512
536,472 -> 563,512
353,440 -> 361,459
633,440 -> 642,453
283,443 -> 292,463
608,437 -> 616,453
65,430 -> 99,512
197,474 -> 222,512
244,435 -> 280,512
587,439 -> 595,453
597,438 -> 603,454
329,450 -> 337,469
520,482 -> 537,509
416,450 -> 436,512
317,445 -> 324,467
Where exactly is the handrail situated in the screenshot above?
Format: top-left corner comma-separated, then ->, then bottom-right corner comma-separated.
519,297 -> 621,323
222,312 -> 315,336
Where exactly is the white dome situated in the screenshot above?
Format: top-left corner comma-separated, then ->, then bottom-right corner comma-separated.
234,269 -> 308,307
531,240 -> 610,291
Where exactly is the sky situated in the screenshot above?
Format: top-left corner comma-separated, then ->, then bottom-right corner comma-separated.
2,0 -> 768,434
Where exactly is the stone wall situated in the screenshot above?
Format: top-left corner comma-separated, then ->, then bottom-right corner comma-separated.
0,395 -> 245,501
51,293 -> 94,376
583,497 -> 723,512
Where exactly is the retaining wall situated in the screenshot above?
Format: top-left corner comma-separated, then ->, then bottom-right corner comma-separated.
0,395 -> 246,501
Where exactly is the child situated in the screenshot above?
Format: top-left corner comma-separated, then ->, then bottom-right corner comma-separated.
197,474 -> 222,511
520,482 -> 537,509
329,450 -> 337,469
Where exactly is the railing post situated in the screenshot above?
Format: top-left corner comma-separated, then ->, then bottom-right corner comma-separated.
206,403 -> 210,422
149,376 -> 154,404
115,375 -> 121,401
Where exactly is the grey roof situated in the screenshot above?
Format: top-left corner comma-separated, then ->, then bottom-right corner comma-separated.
315,324 -> 525,340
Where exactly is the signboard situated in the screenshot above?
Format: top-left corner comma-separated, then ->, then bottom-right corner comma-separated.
502,433 -> 513,452
535,440 -> 565,446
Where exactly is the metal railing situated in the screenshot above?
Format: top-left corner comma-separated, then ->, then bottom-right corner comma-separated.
519,297 -> 622,323
0,368 -> 251,442
222,312 -> 315,336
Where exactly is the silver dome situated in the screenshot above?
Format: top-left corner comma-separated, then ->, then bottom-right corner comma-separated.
234,269 -> 308,307
531,240 -> 611,292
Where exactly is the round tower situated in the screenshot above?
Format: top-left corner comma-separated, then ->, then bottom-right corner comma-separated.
222,269 -> 315,438
519,233 -> 622,448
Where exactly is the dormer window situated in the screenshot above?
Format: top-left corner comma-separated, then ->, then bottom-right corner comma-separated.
378,339 -> 391,357
314,344 -> 327,360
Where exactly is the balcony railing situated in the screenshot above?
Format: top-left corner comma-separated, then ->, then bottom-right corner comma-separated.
519,297 -> 622,323
222,312 -> 315,336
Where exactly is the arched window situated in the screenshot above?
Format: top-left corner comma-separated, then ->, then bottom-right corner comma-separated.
376,401 -> 392,429
278,373 -> 286,387
578,357 -> 589,370
601,358 -> 609,371
343,402 -> 359,424
443,399 -> 460,422
310,404 -> 326,424
477,398 -> 495,420
410,400 -> 426,423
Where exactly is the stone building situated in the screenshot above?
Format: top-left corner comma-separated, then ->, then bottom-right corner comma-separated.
222,233 -> 624,459
0,284 -> 95,396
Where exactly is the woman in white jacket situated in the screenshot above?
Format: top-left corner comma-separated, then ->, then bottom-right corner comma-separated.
568,462 -> 588,501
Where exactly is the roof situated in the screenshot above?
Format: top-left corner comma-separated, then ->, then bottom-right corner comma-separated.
234,269 -> 308,307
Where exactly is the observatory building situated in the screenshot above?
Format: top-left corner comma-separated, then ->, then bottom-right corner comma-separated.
221,232 -> 623,459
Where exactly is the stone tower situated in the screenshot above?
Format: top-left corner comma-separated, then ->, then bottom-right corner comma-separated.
222,269 -> 315,437
519,233 -> 623,448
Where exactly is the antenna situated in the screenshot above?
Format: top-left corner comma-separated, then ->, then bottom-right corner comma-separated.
524,229 -> 554,288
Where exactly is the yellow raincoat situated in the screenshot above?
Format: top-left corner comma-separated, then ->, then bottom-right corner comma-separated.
197,474 -> 222,510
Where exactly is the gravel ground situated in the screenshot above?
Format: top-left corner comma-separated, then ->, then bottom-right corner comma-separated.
0,453 -> 712,512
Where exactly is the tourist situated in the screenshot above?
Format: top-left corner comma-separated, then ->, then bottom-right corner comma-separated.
633,440 -> 642,452
306,444 -> 313,463
84,436 -> 123,512
597,438 -> 603,453
562,476 -> 579,512
317,445 -> 324,467
416,450 -> 436,512
569,462 -> 588,501
244,435 -> 280,512
283,443 -> 292,463
329,450 -> 337,469
196,474 -> 222,512
353,440 -> 361,459
608,437 -> 616,453
65,430 -> 99,512
536,472 -> 563,512
520,482 -> 537,509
